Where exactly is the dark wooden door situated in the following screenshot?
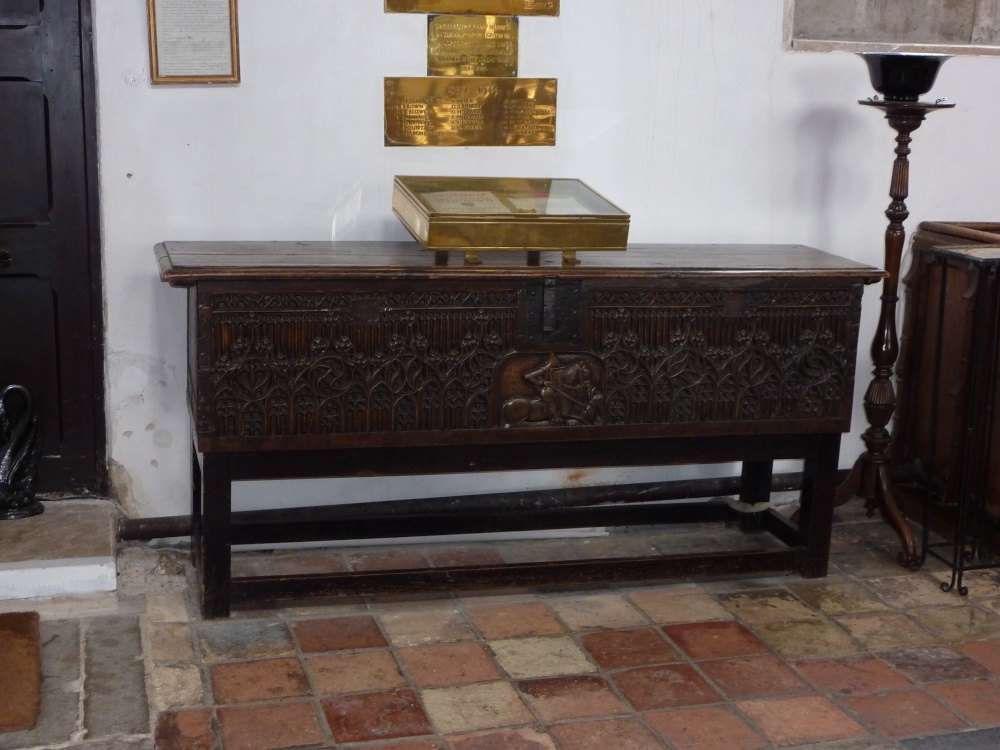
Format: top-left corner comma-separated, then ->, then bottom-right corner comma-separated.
0,0 -> 105,494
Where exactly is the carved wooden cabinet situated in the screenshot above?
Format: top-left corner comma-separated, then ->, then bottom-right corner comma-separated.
156,241 -> 880,617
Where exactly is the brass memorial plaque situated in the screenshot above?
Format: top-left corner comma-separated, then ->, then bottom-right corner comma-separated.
428,15 -> 518,77
384,77 -> 556,147
386,0 -> 558,16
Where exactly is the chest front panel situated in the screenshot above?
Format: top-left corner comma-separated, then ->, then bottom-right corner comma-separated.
192,279 -> 864,443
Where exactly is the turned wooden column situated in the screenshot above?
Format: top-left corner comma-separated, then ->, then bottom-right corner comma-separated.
835,100 -> 953,567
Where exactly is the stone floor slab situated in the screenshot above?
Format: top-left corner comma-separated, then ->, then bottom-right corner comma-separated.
14,516 -> 1000,750
0,501 -> 115,564
901,727 -> 1000,749
611,663 -> 722,711
663,621 -> 769,660
148,622 -> 195,664
928,681 -> 1000,726
307,649 -> 407,694
834,612 -> 939,651
868,576 -> 967,609
154,709 -> 214,750
291,614 -> 386,652
380,608 -> 475,646
737,695 -> 869,746
788,581 -> 891,615
449,728 -> 556,749
489,636 -> 596,679
548,594 -> 647,631
420,682 -> 532,734
752,619 -> 861,659
699,654 -> 811,699
322,689 -> 433,743
548,718 -> 666,750
518,675 -> 630,722
909,606 -> 1000,643
150,663 -> 203,711
792,654 -> 913,695
197,618 -> 295,661
645,705 -> 769,749
717,589 -> 822,624
399,642 -> 503,687
881,646 -> 995,684
580,627 -> 681,669
465,601 -> 565,639
625,586 -> 734,624
841,689 -> 967,739
83,615 -> 149,737
218,700 -> 326,749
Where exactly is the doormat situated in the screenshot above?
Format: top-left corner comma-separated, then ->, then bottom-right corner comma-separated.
0,611 -> 41,732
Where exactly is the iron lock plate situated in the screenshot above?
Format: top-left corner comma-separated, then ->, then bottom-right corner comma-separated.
523,278 -> 582,347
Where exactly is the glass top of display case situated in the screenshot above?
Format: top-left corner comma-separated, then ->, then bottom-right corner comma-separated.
394,176 -> 628,217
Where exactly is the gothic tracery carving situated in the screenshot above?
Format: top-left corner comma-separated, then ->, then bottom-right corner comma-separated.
589,288 -> 861,424
197,286 -> 862,438
200,291 -> 518,437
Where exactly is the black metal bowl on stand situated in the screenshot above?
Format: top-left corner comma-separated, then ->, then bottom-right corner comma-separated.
859,52 -> 951,102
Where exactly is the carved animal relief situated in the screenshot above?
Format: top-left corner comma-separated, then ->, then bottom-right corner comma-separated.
495,353 -> 604,427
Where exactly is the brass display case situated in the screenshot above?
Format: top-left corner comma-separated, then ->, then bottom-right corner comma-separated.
392,176 -> 630,265
385,0 -> 558,16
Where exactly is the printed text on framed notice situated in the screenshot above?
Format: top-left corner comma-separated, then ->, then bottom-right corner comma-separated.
148,0 -> 240,84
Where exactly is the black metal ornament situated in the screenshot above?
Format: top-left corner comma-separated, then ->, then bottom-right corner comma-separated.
0,384 -> 44,520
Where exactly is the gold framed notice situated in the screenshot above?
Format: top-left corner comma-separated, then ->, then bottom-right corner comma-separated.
147,0 -> 240,84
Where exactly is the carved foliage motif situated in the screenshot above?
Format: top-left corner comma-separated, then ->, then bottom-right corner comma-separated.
589,288 -> 862,424
201,291 -> 518,437
199,285 -> 863,438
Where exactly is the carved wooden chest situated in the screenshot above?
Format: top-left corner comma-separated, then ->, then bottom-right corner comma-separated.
158,242 -> 875,451
156,241 -> 881,617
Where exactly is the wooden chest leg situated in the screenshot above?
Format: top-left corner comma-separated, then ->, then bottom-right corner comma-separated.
191,445 -> 202,575
798,434 -> 841,578
739,460 -> 773,532
199,453 -> 232,618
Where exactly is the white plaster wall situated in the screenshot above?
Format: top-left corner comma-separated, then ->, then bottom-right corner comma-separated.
93,0 -> 1000,518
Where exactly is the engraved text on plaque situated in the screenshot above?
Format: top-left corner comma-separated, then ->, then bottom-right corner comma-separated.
384,77 -> 557,147
428,15 -> 518,77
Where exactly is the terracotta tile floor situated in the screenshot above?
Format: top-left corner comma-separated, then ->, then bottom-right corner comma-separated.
6,500 -> 1000,749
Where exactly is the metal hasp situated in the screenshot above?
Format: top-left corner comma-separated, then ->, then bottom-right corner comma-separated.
525,278 -> 581,346
0,384 -> 44,520
835,84 -> 955,567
